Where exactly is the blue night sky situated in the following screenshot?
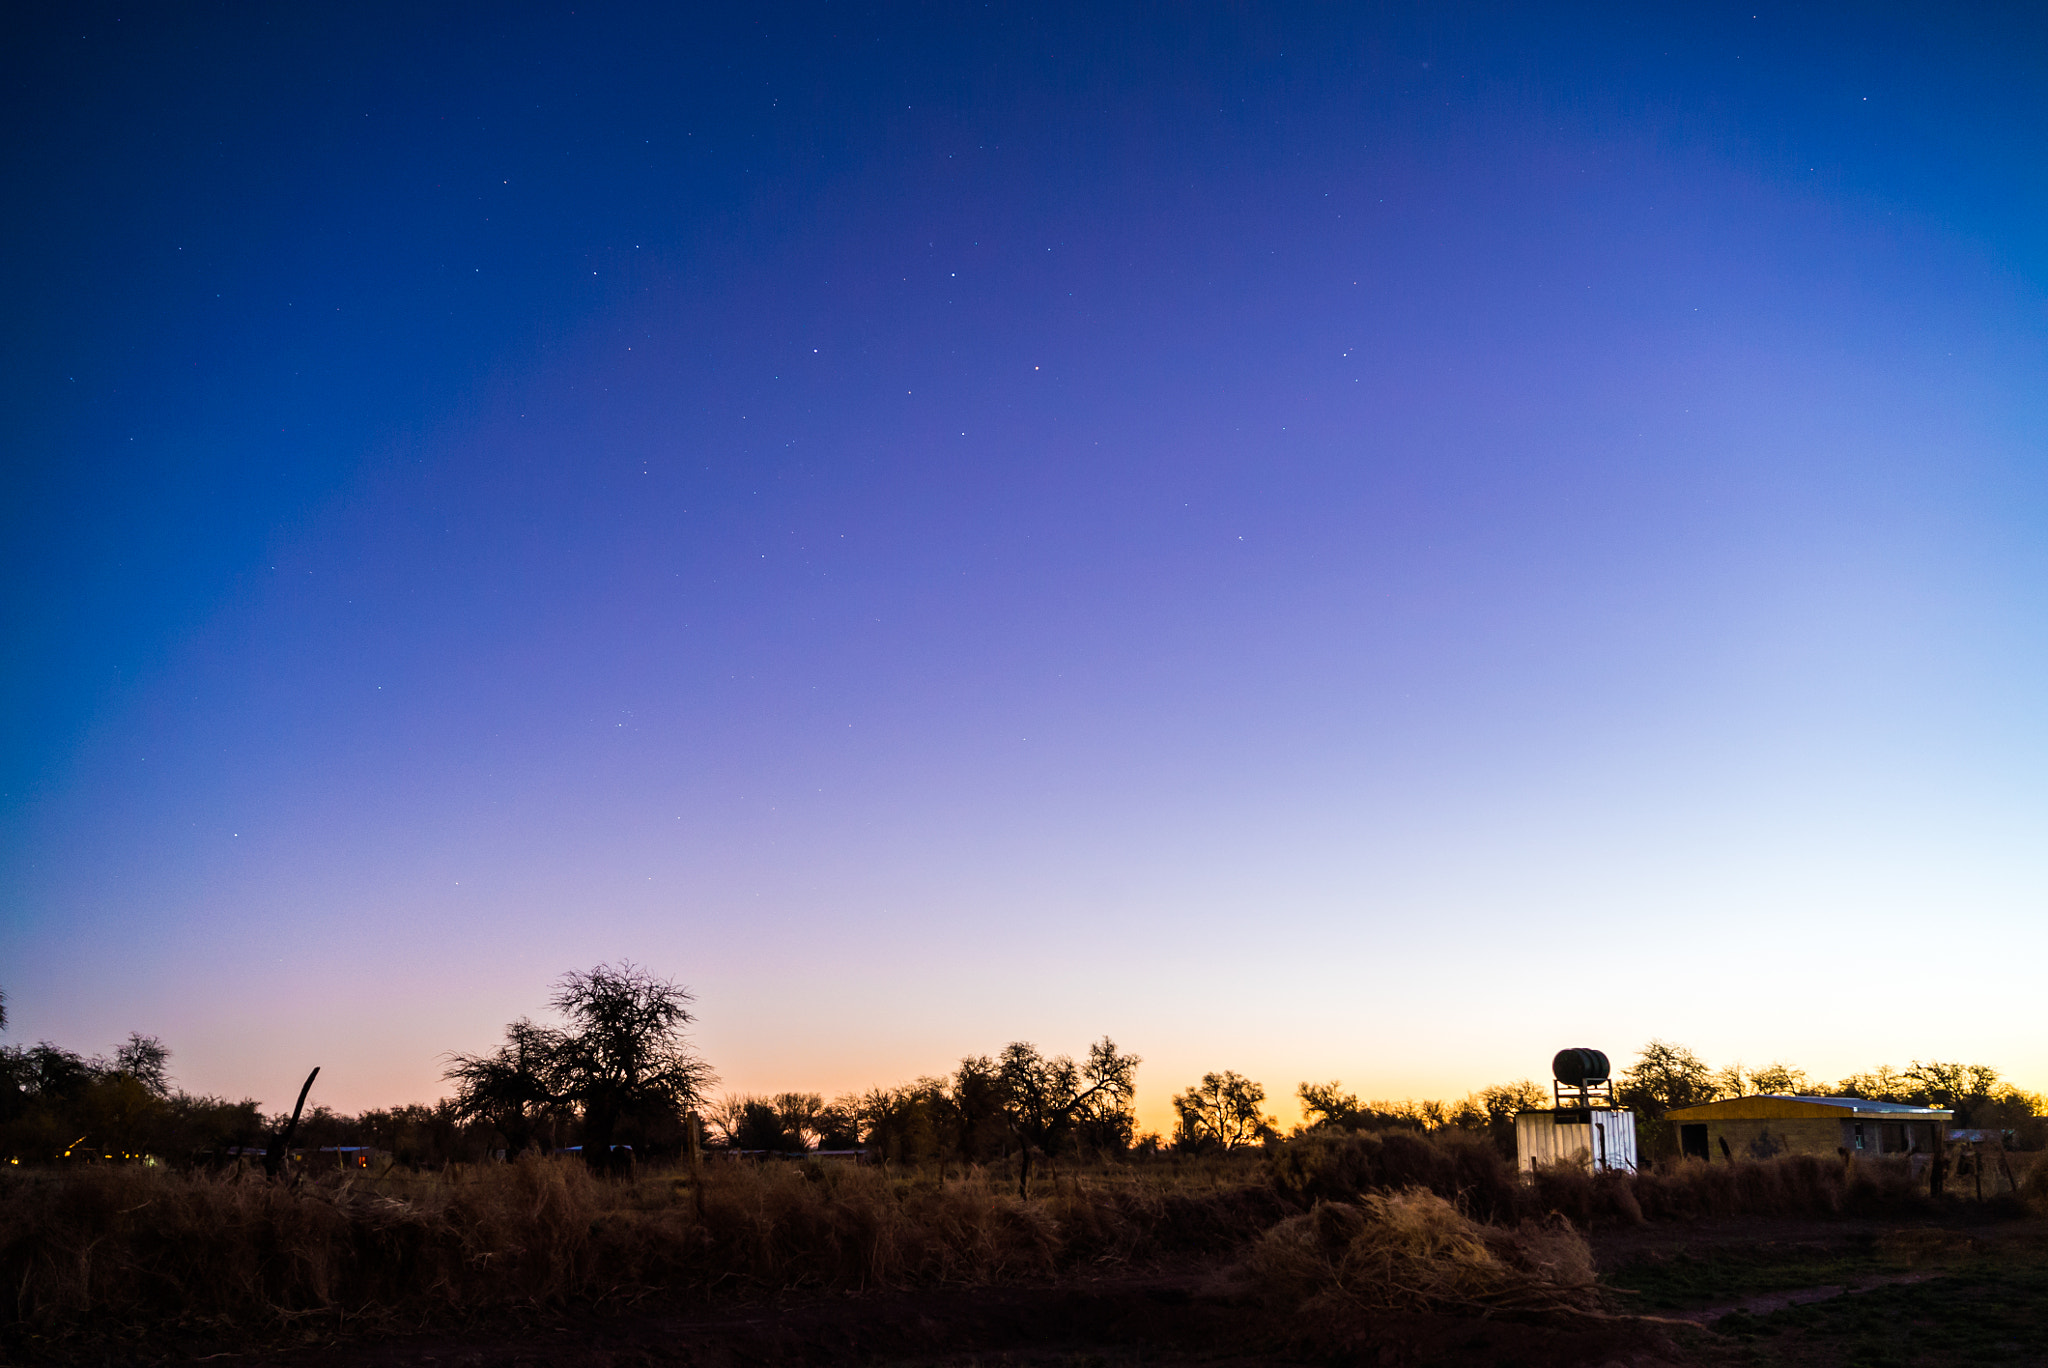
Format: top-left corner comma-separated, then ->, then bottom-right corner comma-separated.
5,4 -> 2046,1128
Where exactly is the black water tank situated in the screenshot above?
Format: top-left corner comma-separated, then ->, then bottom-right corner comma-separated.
1552,1048 -> 1610,1086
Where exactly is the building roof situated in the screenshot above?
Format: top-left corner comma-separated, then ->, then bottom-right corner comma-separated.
1665,1095 -> 1954,1123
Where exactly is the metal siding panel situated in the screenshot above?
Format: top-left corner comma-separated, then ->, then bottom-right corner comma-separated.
1593,1110 -> 1639,1172
1519,1110 -> 1640,1174
1515,1112 -> 1548,1172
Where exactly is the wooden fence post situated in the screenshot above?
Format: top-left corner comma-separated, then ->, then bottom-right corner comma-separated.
688,1113 -> 706,1217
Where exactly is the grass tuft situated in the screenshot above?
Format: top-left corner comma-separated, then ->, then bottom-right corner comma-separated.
1248,1187 -> 1602,1324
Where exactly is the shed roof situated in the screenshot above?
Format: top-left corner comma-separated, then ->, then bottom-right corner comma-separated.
1665,1095 -> 1953,1123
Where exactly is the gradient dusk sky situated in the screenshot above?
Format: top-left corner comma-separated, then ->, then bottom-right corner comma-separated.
5,4 -> 2046,1133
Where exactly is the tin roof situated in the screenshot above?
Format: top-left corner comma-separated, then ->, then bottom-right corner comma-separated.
1665,1095 -> 1954,1122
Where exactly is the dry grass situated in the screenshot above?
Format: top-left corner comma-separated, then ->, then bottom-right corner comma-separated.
1248,1188 -> 1602,1323
2019,1149 -> 2048,1212
1267,1129 -> 1954,1230
5,1137 -> 2034,1355
0,1155 -> 1282,1347
1635,1151 -> 1937,1220
1266,1124 -> 1522,1221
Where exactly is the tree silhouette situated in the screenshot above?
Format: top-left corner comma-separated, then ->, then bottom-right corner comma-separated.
813,1096 -> 862,1150
1447,1080 -> 1548,1157
1834,1064 -> 1913,1101
1747,1062 -> 1811,1096
856,1077 -> 951,1163
1298,1081 -> 1363,1129
549,963 -> 713,1170
1171,1070 -> 1272,1151
1617,1039 -> 1717,1119
950,1054 -> 1009,1163
444,1017 -> 565,1158
1904,1060 -> 2001,1113
706,1093 -> 824,1151
771,1092 -> 828,1149
1073,1038 -> 1142,1152
114,1033 -> 172,1098
997,1037 -> 1140,1196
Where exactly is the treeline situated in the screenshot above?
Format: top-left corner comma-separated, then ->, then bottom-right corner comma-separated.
7,971 -> 2045,1173
0,1032 -> 266,1164
0,967 -> 1155,1191
443,967 -> 1144,1193
1295,1078 -> 1551,1158
704,1038 -> 1140,1175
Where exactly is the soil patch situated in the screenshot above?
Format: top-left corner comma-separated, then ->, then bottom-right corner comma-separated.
101,1264 -> 1700,1368
1670,1270 -> 1938,1324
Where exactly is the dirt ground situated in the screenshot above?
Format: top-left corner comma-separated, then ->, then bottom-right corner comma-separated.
26,1212 -> 2047,1368
153,1268 -> 1696,1368
1592,1209 -> 2048,1367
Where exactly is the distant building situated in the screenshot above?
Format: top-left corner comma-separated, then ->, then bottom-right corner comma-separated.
1664,1096 -> 1952,1161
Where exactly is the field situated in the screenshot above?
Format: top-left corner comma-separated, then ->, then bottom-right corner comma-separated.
4,1142 -> 2044,1366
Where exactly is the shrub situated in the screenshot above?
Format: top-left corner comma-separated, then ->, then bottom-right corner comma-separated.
1627,1152 -> 1929,1221
1248,1188 -> 1601,1324
1523,1163 -> 1645,1227
2016,1150 -> 2048,1216
1266,1127 -> 1520,1222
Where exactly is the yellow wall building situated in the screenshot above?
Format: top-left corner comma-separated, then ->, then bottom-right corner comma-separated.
1664,1096 -> 1952,1162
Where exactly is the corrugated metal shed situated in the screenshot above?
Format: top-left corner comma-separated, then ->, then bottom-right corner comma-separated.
1515,1109 -> 1637,1174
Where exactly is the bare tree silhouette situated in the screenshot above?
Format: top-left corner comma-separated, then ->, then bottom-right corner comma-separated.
444,1017 -> 565,1158
550,963 -> 713,1171
1171,1071 -> 1271,1151
998,1037 -> 1140,1197
114,1033 -> 172,1098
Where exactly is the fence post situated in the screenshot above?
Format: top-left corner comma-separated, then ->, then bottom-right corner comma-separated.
689,1113 -> 706,1218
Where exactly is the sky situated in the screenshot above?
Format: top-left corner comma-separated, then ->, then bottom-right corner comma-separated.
4,3 -> 2046,1135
